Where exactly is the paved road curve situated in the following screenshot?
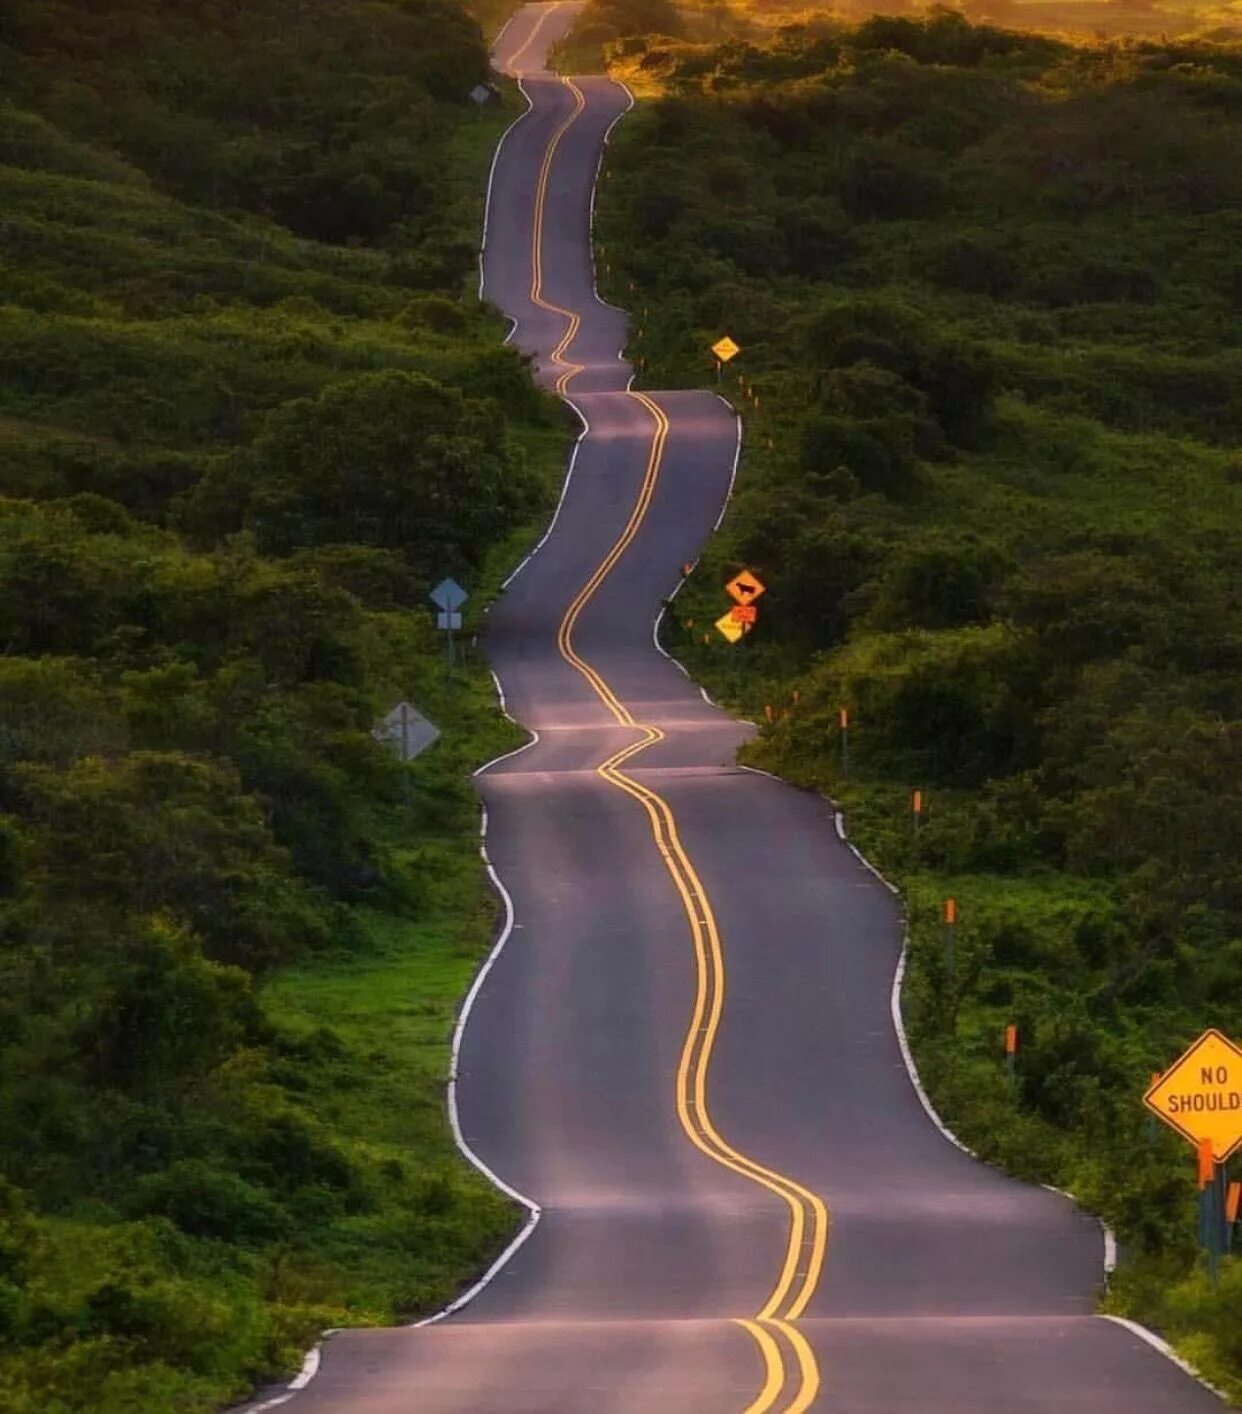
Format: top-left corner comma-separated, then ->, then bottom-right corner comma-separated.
273,7 -> 1223,1410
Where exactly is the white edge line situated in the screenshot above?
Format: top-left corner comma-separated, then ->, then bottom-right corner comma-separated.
712,412 -> 743,532
242,1347 -> 322,1413
491,8 -> 520,52
651,577 -> 692,677
500,398 -> 589,590
735,763 -> 782,782
588,82 -> 636,315
413,687 -> 544,1327
1097,1317 -> 1230,1402
888,934 -> 977,1160
241,16 -> 552,1408
479,75 -> 534,303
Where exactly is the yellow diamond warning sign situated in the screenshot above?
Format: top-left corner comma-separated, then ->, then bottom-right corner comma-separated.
711,335 -> 740,364
715,610 -> 746,644
1144,1029 -> 1242,1161
725,569 -> 766,606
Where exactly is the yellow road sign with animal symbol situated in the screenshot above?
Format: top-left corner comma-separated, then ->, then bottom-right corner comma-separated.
726,569 -> 766,607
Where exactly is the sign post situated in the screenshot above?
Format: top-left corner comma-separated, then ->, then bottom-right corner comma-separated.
373,701 -> 440,802
943,898 -> 957,981
430,577 -> 469,669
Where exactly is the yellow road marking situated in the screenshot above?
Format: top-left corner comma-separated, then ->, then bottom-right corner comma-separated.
530,76 -> 588,397
772,1319 -> 822,1413
735,1320 -> 785,1413
521,41 -> 828,1414
503,0 -> 563,76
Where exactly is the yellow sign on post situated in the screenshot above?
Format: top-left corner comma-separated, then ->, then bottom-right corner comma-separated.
715,610 -> 746,644
711,335 -> 740,364
1144,1029 -> 1242,1161
725,569 -> 766,606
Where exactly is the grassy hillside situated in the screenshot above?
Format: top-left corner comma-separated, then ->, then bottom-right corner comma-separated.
0,2 -> 562,1411
586,10 -> 1242,1396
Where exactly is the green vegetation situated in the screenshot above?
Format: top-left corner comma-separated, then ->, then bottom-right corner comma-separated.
589,9 -> 1242,1396
0,2 -> 560,1410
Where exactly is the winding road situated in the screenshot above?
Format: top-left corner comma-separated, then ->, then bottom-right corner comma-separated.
267,7 -> 1223,1410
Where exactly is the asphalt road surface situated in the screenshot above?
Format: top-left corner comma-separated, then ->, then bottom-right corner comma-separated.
264,7 -> 1223,1411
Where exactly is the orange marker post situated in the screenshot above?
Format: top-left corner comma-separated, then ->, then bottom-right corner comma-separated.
1227,1180 -> 1241,1259
912,788 -> 924,835
1198,1137 -> 1215,1190
944,898 -> 957,981
1005,1024 -> 1018,1082
839,706 -> 850,775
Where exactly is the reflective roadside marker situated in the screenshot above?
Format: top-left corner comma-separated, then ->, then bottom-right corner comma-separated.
1005,1024 -> 1018,1054
912,789 -> 924,815
765,704 -> 774,722
840,707 -> 849,729
683,562 -> 694,577
1199,1137 -> 1215,1189
944,898 -> 957,925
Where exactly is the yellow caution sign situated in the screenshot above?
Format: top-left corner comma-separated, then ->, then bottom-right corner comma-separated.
1144,1029 -> 1242,1161
715,610 -> 746,644
711,335 -> 740,364
726,569 -> 766,606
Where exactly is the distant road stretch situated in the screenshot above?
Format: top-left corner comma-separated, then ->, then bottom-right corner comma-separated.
252,5 -> 1223,1410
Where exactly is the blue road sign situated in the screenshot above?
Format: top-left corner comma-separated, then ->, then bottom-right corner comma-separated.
430,577 -> 469,612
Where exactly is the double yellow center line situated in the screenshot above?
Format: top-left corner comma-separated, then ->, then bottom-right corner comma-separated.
514,11 -> 829,1408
